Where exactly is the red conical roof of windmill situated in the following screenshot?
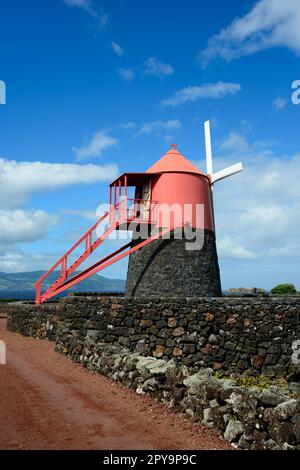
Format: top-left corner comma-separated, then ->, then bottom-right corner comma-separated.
146,144 -> 206,176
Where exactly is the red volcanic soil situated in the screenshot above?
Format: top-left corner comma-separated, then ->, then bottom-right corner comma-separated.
0,318 -> 231,450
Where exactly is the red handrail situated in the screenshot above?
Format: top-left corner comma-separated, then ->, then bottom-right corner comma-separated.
35,197 -> 159,303
37,219 -> 185,302
34,202 -> 120,287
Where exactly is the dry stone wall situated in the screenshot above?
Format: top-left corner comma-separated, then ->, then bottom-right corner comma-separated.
5,296 -> 300,378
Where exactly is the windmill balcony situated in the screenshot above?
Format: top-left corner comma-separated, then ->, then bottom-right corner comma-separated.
115,198 -> 159,230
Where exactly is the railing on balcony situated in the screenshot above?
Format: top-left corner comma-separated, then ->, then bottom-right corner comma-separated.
108,198 -> 158,225
126,198 -> 158,224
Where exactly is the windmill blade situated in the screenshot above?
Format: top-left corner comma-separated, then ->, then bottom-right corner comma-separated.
211,162 -> 243,184
204,120 -> 213,175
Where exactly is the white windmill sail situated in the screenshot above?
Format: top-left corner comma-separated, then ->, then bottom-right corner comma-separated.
204,120 -> 243,184
211,162 -> 243,184
204,120 -> 213,175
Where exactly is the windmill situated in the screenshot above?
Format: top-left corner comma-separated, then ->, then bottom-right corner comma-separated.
35,121 -> 243,303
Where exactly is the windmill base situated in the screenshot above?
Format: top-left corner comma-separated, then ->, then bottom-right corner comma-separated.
125,229 -> 222,297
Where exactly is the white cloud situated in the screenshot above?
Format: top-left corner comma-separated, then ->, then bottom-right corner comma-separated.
134,119 -> 182,138
144,57 -> 174,77
201,0 -> 300,66
0,248 -> 24,272
117,119 -> 182,140
111,41 -> 124,56
118,57 -> 173,81
273,97 -> 287,111
219,132 -> 252,153
0,210 -> 57,246
63,0 -> 108,29
161,82 -> 241,107
73,129 -> 118,160
241,120 -> 253,133
119,121 -> 137,130
64,0 -> 91,8
117,68 -> 135,81
0,248 -> 65,273
62,209 -> 98,220
217,238 -> 255,260
0,158 -> 119,208
98,13 -> 108,30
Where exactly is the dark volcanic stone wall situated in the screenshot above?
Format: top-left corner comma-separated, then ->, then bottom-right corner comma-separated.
6,296 -> 299,379
126,230 -> 222,297
5,302 -> 57,340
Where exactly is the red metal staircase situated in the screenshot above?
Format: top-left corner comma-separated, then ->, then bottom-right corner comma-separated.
35,197 -> 177,304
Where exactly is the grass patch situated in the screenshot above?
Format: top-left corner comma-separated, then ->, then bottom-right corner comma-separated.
214,371 -> 289,390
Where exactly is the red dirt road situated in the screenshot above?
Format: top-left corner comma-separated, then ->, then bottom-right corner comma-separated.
0,318 -> 230,450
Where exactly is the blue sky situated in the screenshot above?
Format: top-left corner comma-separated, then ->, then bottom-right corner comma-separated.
0,0 -> 299,290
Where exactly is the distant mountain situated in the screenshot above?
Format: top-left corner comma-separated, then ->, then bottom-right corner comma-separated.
0,271 -> 125,293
